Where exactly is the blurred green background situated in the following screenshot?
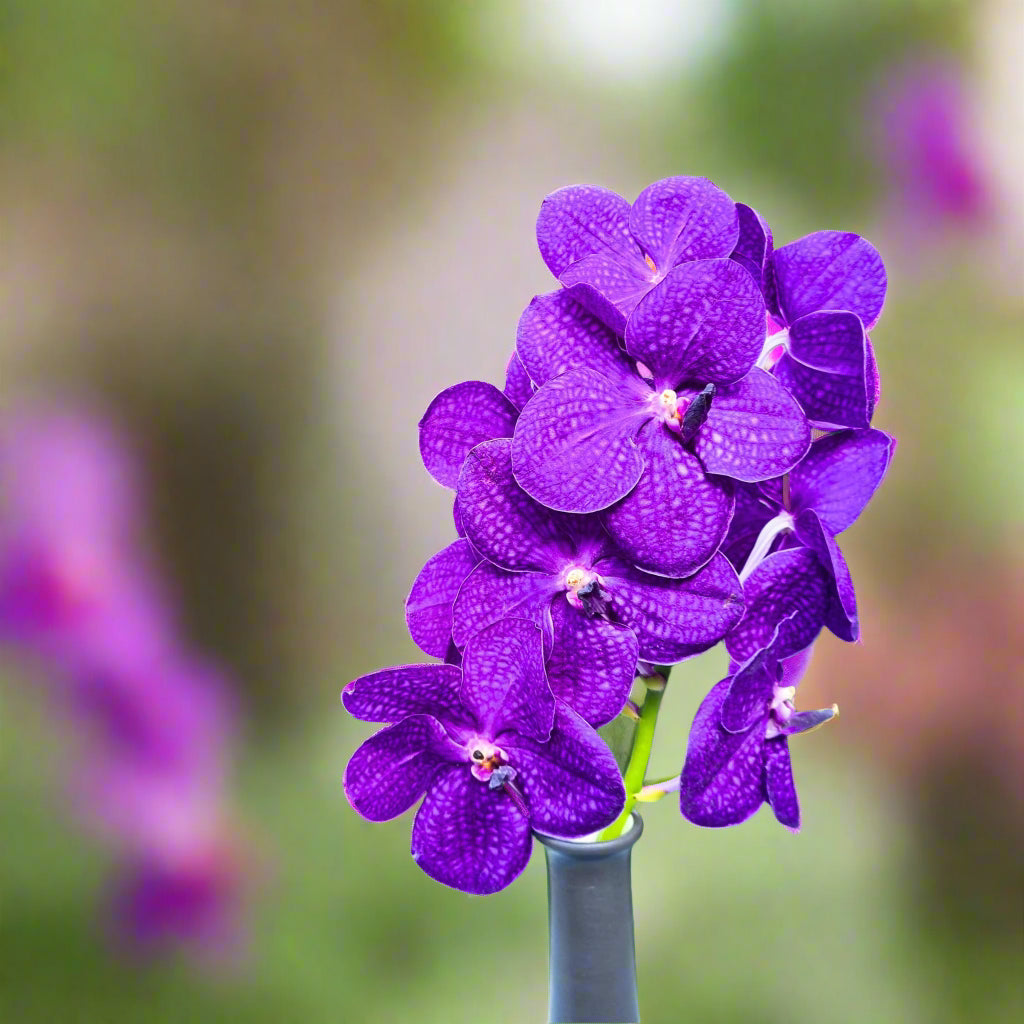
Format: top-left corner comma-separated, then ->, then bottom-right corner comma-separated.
1,1 -> 1021,1022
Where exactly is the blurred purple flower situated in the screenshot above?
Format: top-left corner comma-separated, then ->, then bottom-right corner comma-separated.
343,618 -> 625,894
873,56 -> 989,228
0,405 -> 249,958
112,842 -> 246,955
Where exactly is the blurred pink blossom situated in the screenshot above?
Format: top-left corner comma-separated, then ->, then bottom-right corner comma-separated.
0,403 -> 251,960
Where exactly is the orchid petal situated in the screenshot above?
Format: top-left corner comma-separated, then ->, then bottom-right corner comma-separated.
460,618 -> 554,741
405,540 -> 479,659
726,548 -> 828,663
458,439 -> 577,573
343,664 -> 465,725
411,763 -> 532,895
680,678 -> 767,827
764,737 -> 800,830
504,704 -> 625,837
517,289 -> 634,388
790,428 -> 895,534
600,552 -> 744,664
547,600 -> 637,727
511,367 -> 651,513
695,368 -> 810,481
625,259 -> 766,390
771,231 -> 886,328
344,715 -> 458,822
451,562 -> 558,650
536,185 -> 640,277
603,421 -> 734,578
628,176 -> 739,270
419,382 -> 518,489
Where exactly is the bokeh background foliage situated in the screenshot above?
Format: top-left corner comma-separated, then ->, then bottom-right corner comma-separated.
1,1 -> 1021,1022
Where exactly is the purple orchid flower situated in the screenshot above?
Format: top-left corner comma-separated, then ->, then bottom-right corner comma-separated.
536,176 -> 740,333
452,440 -> 743,715
512,257 -> 810,576
343,618 -> 625,895
723,428 -> 896,663
680,619 -> 837,830
759,229 -> 887,429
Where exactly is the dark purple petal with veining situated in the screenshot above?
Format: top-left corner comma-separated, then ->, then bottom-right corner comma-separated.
773,353 -> 871,429
504,704 -> 625,838
790,428 -> 895,534
720,645 -> 776,734
730,203 -> 773,286
536,185 -> 641,277
788,310 -> 866,375
771,231 -> 886,328
418,381 -> 518,489
600,552 -> 744,663
726,548 -> 828,663
405,540 -> 480,659
680,678 -> 767,828
451,562 -> 558,650
547,600 -> 637,727
342,664 -> 465,724
411,763 -> 532,895
458,439 -> 577,573
517,289 -> 634,388
694,368 -> 810,482
764,737 -> 800,830
562,280 -> 633,335
628,176 -> 739,270
343,715 -> 457,821
460,619 -> 554,742
503,351 -> 535,411
625,259 -> 766,390
560,252 -> 653,327
511,367 -> 651,513
793,509 -> 859,642
603,421 -> 734,578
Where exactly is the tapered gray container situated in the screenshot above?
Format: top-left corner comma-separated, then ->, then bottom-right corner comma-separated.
536,814 -> 643,1024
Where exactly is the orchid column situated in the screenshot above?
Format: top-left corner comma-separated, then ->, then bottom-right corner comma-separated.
341,175 -> 894,1022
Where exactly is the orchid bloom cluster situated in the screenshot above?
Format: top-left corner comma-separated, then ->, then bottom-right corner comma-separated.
0,408 -> 246,954
343,176 -> 894,895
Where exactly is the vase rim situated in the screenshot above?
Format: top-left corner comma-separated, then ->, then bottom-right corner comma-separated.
534,812 -> 643,857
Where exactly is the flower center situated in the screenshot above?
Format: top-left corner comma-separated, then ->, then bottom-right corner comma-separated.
562,565 -> 612,617
765,686 -> 796,739
467,738 -> 510,783
654,388 -> 681,425
649,384 -> 716,442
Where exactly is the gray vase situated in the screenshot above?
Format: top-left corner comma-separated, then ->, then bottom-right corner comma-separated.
536,813 -> 643,1024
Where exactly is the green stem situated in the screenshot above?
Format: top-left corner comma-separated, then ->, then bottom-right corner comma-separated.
598,676 -> 667,840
